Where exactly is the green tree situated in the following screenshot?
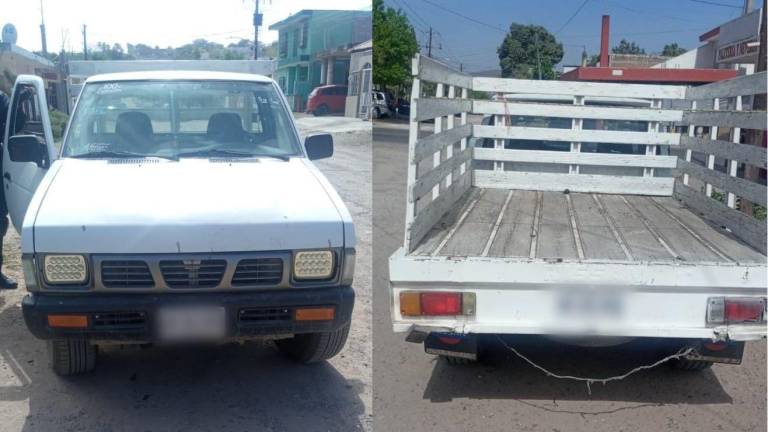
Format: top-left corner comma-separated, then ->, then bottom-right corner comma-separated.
497,24 -> 563,79
662,43 -> 687,57
612,39 -> 645,55
372,0 -> 419,88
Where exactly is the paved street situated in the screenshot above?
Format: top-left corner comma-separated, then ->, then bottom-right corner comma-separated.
0,116 -> 372,432
371,121 -> 767,432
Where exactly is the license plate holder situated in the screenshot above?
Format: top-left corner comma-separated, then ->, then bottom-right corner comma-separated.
157,306 -> 227,342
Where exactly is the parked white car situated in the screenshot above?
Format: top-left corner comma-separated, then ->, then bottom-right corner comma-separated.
372,91 -> 392,119
4,71 -> 356,375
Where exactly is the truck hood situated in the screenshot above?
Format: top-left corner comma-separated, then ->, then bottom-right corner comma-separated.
31,158 -> 347,254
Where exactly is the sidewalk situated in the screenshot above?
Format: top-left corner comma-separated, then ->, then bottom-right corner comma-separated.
294,114 -> 372,134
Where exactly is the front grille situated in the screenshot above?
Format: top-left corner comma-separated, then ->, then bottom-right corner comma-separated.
92,311 -> 146,330
101,260 -> 154,288
239,307 -> 292,323
232,258 -> 283,286
160,259 -> 226,288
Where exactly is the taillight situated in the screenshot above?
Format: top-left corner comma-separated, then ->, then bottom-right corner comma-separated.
421,292 -> 461,315
707,297 -> 766,324
399,291 -> 475,317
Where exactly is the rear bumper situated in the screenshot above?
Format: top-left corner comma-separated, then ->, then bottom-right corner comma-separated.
22,286 -> 354,342
390,249 -> 767,341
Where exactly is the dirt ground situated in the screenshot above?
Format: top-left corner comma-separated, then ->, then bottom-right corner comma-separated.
371,120 -> 767,432
0,116 -> 372,432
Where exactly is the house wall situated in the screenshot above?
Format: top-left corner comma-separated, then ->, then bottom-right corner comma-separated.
272,10 -> 371,111
345,48 -> 372,118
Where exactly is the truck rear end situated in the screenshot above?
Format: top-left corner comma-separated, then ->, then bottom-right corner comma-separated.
389,54 -> 767,370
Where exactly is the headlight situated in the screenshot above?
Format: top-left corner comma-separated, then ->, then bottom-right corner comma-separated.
293,250 -> 334,280
43,255 -> 88,284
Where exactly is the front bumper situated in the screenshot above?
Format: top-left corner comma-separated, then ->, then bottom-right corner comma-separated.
22,286 -> 354,342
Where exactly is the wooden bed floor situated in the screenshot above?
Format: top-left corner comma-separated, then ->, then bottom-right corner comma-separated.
412,188 -> 766,264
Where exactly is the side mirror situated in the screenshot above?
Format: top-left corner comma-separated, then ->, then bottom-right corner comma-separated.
305,134 -> 333,160
8,135 -> 48,168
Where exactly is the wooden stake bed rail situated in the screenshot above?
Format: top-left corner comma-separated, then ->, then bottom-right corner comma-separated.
403,54 -> 767,258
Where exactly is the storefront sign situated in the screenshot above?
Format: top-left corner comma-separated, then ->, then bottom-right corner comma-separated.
717,39 -> 759,63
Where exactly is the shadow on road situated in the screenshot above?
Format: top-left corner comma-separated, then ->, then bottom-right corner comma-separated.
0,303 -> 366,431
422,335 -> 733,407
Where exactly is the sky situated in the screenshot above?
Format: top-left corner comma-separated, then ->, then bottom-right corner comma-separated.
1,0 -> 370,53
382,0 -> 765,72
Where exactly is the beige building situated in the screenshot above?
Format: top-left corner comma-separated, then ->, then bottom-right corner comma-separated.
0,42 -> 66,112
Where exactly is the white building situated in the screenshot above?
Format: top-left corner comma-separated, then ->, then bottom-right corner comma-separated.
654,8 -> 762,74
345,40 -> 372,119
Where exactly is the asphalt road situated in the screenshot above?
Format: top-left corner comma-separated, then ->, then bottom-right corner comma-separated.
371,120 -> 767,432
0,116 -> 372,432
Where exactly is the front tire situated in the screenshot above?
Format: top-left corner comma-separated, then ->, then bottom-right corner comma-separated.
373,107 -> 381,119
49,339 -> 97,376
276,324 -> 350,364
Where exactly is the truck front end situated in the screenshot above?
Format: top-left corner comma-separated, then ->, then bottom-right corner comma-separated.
14,72 -> 356,375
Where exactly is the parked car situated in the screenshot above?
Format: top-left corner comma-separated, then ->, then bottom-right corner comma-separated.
307,84 -> 347,116
372,91 -> 393,119
395,97 -> 410,119
390,54 -> 767,371
5,71 -> 356,375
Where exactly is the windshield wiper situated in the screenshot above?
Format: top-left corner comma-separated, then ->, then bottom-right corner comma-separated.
70,150 -> 178,161
177,148 -> 290,161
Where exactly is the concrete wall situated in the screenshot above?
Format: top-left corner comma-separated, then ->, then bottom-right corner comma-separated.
67,59 -> 276,111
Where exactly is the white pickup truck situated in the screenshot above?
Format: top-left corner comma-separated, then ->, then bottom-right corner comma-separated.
390,55 -> 767,370
4,71 -> 356,375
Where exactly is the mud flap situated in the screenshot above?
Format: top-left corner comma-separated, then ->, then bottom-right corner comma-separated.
424,332 -> 477,360
684,340 -> 745,364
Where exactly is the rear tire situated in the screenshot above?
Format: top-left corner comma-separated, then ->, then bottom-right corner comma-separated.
441,355 -> 474,366
49,339 -> 97,376
276,324 -> 350,364
314,104 -> 329,117
671,358 -> 713,371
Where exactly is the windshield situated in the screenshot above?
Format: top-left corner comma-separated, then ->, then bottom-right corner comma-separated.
62,80 -> 301,159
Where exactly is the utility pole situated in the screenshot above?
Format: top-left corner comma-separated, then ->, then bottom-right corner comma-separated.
82,24 -> 87,60
39,0 -> 47,55
253,0 -> 263,59
743,0 -> 754,15
427,27 -> 433,57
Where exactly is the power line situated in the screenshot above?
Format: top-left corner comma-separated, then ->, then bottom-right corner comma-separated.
605,0 -> 699,23
418,0 -> 507,33
561,27 -> 709,38
390,0 -> 431,33
689,0 -> 743,8
554,0 -> 590,35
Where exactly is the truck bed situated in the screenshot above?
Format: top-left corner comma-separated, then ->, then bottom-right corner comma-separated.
412,187 -> 765,264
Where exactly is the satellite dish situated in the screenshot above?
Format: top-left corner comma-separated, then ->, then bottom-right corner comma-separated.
2,24 -> 17,45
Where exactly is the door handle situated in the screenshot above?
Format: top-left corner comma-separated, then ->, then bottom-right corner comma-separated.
3,172 -> 10,181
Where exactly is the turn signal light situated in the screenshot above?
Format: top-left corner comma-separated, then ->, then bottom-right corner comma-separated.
295,307 -> 335,321
47,314 -> 88,328
399,291 -> 475,317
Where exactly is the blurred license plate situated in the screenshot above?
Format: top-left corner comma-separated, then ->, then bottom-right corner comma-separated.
555,289 -> 625,320
157,306 -> 226,342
